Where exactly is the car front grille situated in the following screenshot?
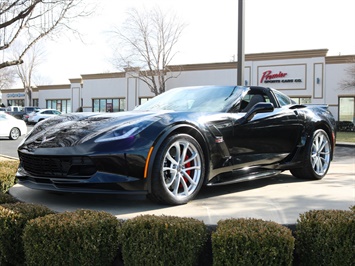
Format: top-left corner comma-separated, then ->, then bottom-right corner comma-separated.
19,152 -> 97,178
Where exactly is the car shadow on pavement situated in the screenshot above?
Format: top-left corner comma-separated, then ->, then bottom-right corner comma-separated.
10,172 -> 309,215
197,172 -> 308,199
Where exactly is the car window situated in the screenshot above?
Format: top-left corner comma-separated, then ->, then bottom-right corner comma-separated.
239,92 -> 271,112
274,90 -> 293,106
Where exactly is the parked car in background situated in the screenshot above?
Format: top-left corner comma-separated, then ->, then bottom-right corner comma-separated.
0,111 -> 27,140
16,86 -> 336,205
22,107 -> 42,123
28,109 -> 62,124
5,106 -> 41,120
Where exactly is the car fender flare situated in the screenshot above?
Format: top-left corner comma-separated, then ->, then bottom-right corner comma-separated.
145,123 -> 210,193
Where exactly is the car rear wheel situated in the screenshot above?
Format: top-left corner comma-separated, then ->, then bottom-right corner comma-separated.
291,129 -> 331,180
9,127 -> 20,140
148,134 -> 205,205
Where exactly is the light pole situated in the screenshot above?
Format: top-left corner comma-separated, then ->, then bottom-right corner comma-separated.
237,0 -> 245,86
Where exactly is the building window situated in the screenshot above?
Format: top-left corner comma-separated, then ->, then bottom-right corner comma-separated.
92,98 -> 126,112
32,99 -> 39,107
46,99 -> 71,113
339,96 -> 355,123
139,97 -> 153,105
290,97 -> 312,104
7,99 -> 24,106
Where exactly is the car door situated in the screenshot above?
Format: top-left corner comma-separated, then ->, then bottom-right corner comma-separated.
222,92 -> 304,169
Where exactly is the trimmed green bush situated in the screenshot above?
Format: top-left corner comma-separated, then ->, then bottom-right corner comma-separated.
0,191 -> 19,204
0,202 -> 55,265
23,209 -> 122,266
212,218 -> 295,266
119,214 -> 207,266
0,160 -> 18,193
295,209 -> 355,266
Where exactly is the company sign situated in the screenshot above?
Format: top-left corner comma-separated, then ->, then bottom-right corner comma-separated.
7,93 -> 25,98
258,65 -> 306,89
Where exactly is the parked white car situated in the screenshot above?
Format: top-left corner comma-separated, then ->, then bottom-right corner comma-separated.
28,109 -> 62,124
0,112 -> 27,140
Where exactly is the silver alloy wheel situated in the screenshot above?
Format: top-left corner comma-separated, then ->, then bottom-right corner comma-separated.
10,128 -> 20,140
162,139 -> 202,199
311,130 -> 331,176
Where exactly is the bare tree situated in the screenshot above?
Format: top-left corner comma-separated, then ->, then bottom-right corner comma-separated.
0,0 -> 91,70
339,58 -> 355,90
111,7 -> 186,95
0,67 -> 16,90
15,44 -> 44,105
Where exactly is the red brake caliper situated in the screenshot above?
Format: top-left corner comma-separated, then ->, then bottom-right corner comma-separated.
180,154 -> 191,188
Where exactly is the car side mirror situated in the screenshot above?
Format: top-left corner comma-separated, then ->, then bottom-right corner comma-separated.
237,102 -> 274,124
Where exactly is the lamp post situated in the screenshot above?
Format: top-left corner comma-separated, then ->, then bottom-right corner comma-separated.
237,0 -> 245,86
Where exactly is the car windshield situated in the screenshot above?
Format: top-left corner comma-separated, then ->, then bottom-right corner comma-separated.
135,86 -> 245,112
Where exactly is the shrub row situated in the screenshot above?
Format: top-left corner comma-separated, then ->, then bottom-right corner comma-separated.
0,197 -> 354,266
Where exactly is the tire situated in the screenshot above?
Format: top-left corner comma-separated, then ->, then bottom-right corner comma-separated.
9,127 -> 20,140
148,134 -> 205,205
291,129 -> 331,180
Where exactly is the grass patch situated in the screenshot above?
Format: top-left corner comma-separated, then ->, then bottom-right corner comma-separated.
337,132 -> 355,143
0,160 -> 19,193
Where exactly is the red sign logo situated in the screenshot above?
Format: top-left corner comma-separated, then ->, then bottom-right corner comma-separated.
260,70 -> 287,83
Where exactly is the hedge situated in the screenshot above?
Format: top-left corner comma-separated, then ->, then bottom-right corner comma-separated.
23,209 -> 122,266
0,202 -> 55,265
119,214 -> 207,266
212,218 -> 295,266
295,209 -> 355,266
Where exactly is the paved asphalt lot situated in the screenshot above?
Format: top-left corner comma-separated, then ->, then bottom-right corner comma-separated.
2,126 -> 354,225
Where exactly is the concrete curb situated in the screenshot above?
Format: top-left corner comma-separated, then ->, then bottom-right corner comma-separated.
0,155 -> 18,161
336,142 -> 355,148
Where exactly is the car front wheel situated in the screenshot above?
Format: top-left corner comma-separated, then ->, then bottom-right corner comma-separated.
9,127 -> 20,140
148,134 -> 205,205
291,129 -> 331,180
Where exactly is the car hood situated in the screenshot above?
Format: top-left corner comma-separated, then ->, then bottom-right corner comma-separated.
20,111 -> 164,150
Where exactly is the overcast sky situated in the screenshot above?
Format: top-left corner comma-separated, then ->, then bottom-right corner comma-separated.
34,0 -> 355,85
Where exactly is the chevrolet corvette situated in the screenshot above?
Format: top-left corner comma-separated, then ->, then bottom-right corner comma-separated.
16,86 -> 336,205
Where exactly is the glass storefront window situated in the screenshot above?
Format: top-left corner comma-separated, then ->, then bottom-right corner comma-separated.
339,97 -> 355,123
139,97 -> 153,105
7,99 -> 24,106
290,97 -> 311,104
92,98 -> 126,112
46,99 -> 71,113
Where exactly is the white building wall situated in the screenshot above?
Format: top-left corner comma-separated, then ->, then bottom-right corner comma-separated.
168,69 -> 238,88
37,87 -> 71,109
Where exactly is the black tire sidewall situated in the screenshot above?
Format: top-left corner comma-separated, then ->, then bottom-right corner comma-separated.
305,129 -> 331,180
9,128 -> 19,140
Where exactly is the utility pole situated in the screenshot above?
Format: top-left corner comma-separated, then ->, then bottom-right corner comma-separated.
237,0 -> 245,86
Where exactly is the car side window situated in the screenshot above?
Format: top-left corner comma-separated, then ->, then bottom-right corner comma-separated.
274,91 -> 292,106
240,93 -> 271,112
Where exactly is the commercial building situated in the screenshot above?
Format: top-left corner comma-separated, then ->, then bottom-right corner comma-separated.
1,49 -> 354,122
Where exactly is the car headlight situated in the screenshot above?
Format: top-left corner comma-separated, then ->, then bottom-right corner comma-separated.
94,117 -> 159,143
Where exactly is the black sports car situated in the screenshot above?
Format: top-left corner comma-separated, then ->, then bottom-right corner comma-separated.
16,86 -> 336,205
